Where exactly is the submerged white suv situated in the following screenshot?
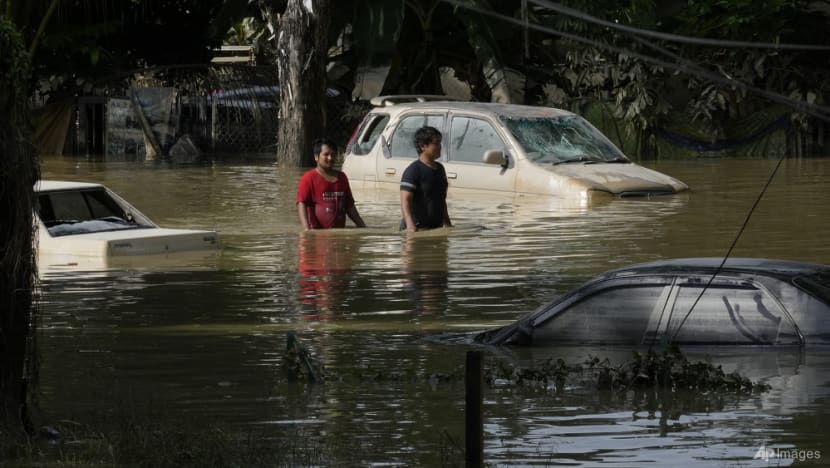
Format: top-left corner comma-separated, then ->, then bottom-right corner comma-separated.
342,95 -> 688,199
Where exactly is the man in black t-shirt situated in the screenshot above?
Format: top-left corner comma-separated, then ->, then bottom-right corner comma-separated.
400,126 -> 453,232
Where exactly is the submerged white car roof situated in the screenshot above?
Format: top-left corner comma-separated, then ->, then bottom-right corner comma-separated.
36,180 -> 103,192
370,100 -> 576,119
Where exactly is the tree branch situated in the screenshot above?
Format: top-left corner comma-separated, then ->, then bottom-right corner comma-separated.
28,0 -> 60,58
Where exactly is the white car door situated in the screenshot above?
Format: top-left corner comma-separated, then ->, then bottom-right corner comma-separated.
377,113 -> 446,187
444,114 -> 516,193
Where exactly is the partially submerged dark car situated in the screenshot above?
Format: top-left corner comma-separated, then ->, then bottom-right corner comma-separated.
476,258 -> 830,347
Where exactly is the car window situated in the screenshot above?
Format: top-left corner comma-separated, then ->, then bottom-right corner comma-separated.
38,189 -> 152,237
449,117 -> 504,163
351,114 -> 389,156
42,190 -> 122,222
532,284 -> 671,345
389,114 -> 444,159
667,282 -> 800,345
793,271 -> 830,305
782,272 -> 830,343
500,114 -> 625,164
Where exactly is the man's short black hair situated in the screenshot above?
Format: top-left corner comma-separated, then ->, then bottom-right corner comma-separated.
413,126 -> 442,153
313,137 -> 337,156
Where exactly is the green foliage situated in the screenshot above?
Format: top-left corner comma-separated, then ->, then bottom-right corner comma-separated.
0,18 -> 31,107
39,21 -> 121,67
518,0 -> 830,156
7,0 -> 826,145
352,0 -> 405,68
666,0 -> 805,38
3,0 -> 246,97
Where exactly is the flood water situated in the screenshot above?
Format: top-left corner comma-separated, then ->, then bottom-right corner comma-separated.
37,156 -> 830,466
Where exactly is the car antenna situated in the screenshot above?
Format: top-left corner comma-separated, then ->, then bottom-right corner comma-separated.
660,155 -> 787,348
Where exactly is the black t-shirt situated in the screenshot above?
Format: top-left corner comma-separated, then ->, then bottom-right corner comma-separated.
400,159 -> 448,230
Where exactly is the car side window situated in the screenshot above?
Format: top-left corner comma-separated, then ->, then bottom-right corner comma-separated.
533,284 -> 671,345
785,273 -> 830,341
668,281 -> 800,345
352,114 -> 389,156
449,116 -> 504,163
389,114 -> 444,159
42,190 -> 125,221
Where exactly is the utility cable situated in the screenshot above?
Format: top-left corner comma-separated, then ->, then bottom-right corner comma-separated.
528,0 -> 830,51
442,0 -> 830,123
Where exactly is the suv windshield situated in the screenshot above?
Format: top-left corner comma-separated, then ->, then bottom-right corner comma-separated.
500,114 -> 627,164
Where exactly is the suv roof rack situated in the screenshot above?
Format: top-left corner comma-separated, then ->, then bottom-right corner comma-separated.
369,95 -> 461,107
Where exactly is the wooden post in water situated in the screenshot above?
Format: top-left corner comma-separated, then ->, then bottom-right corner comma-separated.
129,88 -> 163,160
465,350 -> 483,467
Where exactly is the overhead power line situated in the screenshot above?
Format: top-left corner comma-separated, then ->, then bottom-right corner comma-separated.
529,0 -> 830,51
442,0 -> 830,123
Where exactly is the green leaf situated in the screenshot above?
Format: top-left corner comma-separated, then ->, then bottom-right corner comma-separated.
456,0 -> 523,102
352,0 -> 405,68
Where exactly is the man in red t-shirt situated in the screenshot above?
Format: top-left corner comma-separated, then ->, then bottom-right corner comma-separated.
297,138 -> 367,230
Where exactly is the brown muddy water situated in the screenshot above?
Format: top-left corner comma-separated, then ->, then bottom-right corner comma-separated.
36,156 -> 830,466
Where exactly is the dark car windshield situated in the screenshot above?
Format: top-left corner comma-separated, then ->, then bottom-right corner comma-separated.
37,189 -> 153,237
499,114 -> 627,164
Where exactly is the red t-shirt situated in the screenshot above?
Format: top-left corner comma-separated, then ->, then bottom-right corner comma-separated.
296,169 -> 355,229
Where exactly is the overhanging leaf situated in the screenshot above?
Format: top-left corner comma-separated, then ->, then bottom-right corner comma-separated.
351,0 -> 404,99
454,0 -> 524,102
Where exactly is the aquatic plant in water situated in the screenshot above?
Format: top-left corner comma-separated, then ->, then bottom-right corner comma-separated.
281,333 -> 769,396
484,344 -> 769,395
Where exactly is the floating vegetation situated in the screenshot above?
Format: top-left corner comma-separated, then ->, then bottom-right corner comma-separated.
596,344 -> 770,394
284,331 -> 325,383
282,333 -> 770,395
486,344 -> 769,395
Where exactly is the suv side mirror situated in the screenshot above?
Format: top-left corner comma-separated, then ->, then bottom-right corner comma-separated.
381,135 -> 391,159
483,150 -> 506,166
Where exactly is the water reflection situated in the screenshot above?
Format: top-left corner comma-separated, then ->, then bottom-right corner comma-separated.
297,230 -> 357,319
480,346 -> 830,466
401,231 -> 450,317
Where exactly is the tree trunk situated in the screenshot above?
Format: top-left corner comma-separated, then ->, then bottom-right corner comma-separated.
0,18 -> 38,428
259,0 -> 331,167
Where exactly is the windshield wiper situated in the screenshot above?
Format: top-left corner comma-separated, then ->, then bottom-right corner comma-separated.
552,156 -> 598,165
604,156 -> 630,163
45,219 -> 79,227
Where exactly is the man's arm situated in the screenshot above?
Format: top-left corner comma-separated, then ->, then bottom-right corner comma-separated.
442,204 -> 453,228
400,191 -> 416,232
342,176 -> 366,228
347,205 -> 366,228
297,202 -> 311,230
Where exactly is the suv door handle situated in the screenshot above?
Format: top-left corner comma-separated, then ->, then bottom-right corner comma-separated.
384,168 -> 396,175
447,172 -> 457,179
